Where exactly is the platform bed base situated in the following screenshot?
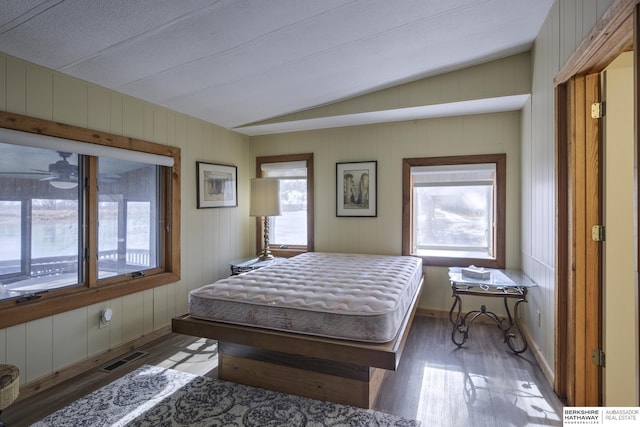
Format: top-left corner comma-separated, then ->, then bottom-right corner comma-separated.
171,276 -> 423,409
219,342 -> 387,408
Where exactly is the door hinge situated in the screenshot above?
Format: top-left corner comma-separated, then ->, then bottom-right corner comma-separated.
592,349 -> 605,367
591,102 -> 605,119
592,225 -> 605,242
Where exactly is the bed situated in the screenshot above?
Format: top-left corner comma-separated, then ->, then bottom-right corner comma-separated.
172,252 -> 424,408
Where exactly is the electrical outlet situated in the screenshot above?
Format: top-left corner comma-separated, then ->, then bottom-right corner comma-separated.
537,310 -> 541,328
99,308 -> 113,329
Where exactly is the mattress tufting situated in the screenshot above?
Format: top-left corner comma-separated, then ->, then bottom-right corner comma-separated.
188,252 -> 423,343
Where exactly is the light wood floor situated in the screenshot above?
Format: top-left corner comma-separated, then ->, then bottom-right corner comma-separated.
3,316 -> 564,426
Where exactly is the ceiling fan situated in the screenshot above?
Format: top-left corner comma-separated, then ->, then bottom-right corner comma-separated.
0,151 -> 120,189
35,151 -> 78,185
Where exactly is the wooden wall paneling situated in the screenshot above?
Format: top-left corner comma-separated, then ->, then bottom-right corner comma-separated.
25,317 -> 53,383
109,92 -> 124,135
87,85 -> 111,132
6,324 -> 26,385
109,297 -> 123,348
122,96 -> 145,139
52,307 -> 88,372
143,103 -> 154,141
52,74 -> 87,127
87,301 -> 111,356
121,292 -> 144,343
153,285 -> 169,330
6,57 -> 26,114
0,55 -> 6,110
26,65 -> 52,120
561,0 -> 578,65
0,328 -> 6,364
143,288 -> 154,335
167,283 -> 177,325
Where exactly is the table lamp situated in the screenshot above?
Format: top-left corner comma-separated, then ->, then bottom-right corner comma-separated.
250,178 -> 281,260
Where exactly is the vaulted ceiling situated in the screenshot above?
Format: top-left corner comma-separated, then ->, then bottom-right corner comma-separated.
0,0 -> 554,135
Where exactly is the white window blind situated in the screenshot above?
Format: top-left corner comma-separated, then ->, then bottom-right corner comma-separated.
0,127 -> 174,167
261,161 -> 307,178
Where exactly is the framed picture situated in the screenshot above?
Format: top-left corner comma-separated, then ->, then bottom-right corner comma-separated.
196,161 -> 238,208
336,161 -> 377,217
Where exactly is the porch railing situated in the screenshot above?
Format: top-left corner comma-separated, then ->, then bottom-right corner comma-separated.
0,249 -> 151,278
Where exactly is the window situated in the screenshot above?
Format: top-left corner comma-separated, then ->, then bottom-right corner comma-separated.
256,153 -> 314,257
402,154 -> 505,268
97,159 -> 160,278
0,114 -> 180,328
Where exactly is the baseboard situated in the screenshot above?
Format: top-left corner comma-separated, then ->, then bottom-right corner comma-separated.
416,307 -> 449,319
519,320 -> 555,387
17,325 -> 172,401
416,307 -> 502,324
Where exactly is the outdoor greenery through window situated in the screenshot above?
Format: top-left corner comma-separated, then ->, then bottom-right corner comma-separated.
257,153 -> 314,257
402,154 -> 505,268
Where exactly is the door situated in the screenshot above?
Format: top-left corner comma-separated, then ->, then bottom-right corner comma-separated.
559,73 -> 603,406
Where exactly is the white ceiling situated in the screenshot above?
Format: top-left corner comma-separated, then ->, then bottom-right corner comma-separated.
0,0 -> 554,135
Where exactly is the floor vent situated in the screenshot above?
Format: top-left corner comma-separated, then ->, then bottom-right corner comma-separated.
100,351 -> 148,373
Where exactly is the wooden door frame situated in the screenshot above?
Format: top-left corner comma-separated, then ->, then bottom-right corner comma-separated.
555,0 -> 638,405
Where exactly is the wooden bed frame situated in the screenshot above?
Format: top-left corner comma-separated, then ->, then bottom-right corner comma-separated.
172,276 -> 423,408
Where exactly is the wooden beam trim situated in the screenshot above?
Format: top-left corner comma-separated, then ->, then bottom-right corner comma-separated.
554,82 -> 569,398
555,0 -> 638,85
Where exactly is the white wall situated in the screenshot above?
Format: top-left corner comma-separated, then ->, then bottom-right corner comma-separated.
602,51 -> 638,406
0,53 -> 253,385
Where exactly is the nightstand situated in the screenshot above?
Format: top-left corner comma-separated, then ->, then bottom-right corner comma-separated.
229,257 -> 283,275
448,267 -> 537,354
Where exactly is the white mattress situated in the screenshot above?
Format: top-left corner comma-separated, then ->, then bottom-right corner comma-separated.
188,252 -> 423,343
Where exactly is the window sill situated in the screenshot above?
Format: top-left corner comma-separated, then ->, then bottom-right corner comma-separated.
0,271 -> 180,329
413,253 -> 503,269
268,247 -> 307,258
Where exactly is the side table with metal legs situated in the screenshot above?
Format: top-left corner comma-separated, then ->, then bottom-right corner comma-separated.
447,267 -> 537,354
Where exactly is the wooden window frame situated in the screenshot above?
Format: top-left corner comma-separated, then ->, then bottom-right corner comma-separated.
255,153 -> 314,258
402,153 -> 506,268
0,111 -> 181,329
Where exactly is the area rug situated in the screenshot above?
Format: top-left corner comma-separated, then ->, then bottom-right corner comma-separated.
31,365 -> 420,426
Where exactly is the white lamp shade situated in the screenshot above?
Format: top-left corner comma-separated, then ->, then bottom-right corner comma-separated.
250,178 -> 282,216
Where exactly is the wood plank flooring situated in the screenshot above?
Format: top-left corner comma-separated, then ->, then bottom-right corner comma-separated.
2,316 -> 564,426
